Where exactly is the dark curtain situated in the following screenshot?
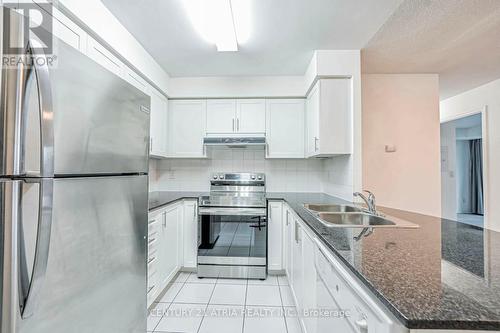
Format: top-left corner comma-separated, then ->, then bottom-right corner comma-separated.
469,139 -> 484,215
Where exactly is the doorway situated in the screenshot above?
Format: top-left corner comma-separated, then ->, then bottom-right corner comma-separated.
441,113 -> 485,227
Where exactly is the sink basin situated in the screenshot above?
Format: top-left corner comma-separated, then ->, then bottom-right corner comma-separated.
317,213 -> 419,229
304,204 -> 364,213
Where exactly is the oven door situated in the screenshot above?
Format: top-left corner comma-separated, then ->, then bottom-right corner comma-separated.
197,206 -> 267,279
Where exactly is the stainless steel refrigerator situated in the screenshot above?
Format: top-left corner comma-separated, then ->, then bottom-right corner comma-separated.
1,9 -> 150,333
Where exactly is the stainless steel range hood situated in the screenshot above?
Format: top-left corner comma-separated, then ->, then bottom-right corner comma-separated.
203,136 -> 266,148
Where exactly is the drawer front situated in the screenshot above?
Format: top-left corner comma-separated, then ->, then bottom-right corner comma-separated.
314,238 -> 397,333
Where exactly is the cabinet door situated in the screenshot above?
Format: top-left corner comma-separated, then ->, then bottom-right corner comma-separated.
163,206 -> 179,284
150,89 -> 168,157
302,231 -> 318,333
123,67 -> 149,93
318,79 -> 352,154
266,99 -> 305,158
306,82 -> 320,157
168,100 -> 207,157
183,200 -> 198,269
283,207 -> 293,278
268,201 -> 283,271
290,218 -> 304,310
236,99 -> 265,133
50,7 -> 88,52
176,204 -> 184,268
206,100 -> 237,134
86,37 -> 124,77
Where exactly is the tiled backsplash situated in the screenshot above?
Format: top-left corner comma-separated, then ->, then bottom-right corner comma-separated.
149,147 -> 354,200
322,155 -> 354,200
150,148 -> 323,192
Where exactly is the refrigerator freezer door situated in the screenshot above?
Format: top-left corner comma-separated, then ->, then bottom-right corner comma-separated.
1,176 -> 148,333
1,10 -> 150,177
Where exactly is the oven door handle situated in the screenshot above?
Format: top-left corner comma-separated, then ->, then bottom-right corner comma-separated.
198,207 -> 267,216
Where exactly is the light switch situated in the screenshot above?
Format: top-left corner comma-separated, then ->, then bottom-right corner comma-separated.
385,145 -> 397,153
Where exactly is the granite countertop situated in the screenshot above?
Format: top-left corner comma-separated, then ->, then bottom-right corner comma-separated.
148,191 -> 500,330
148,191 -> 207,210
267,192 -> 500,331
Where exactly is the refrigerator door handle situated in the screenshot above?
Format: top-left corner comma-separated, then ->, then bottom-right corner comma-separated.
22,40 -> 55,177
20,179 -> 54,318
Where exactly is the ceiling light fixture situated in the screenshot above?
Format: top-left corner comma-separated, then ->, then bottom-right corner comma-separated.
183,0 -> 252,52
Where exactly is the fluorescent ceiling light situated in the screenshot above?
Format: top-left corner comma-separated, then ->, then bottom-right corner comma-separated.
183,0 -> 252,52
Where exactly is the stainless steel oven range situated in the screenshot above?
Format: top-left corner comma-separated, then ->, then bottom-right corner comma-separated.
198,172 -> 267,279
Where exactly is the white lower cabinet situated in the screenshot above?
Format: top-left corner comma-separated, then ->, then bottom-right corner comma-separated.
147,200 -> 198,308
283,206 -> 293,277
290,216 -> 304,310
182,200 -> 198,269
161,204 -> 180,286
282,202 -> 408,333
268,201 -> 284,271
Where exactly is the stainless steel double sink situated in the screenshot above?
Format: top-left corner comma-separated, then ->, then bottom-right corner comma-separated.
303,204 -> 418,229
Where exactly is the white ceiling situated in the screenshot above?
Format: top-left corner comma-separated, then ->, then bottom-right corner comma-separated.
453,113 -> 482,129
362,0 -> 500,99
102,0 -> 403,77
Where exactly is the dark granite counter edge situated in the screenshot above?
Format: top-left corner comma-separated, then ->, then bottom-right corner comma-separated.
149,193 -> 204,211
267,194 -> 499,331
149,197 -> 186,211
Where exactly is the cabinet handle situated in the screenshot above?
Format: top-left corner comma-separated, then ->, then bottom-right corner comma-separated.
232,119 -> 235,132
162,212 -> 166,227
150,138 -> 153,152
294,221 -> 300,244
237,118 -> 240,131
314,137 -> 319,152
355,318 -> 368,332
266,143 -> 269,156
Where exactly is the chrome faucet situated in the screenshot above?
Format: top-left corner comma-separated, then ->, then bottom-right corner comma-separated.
353,190 -> 379,215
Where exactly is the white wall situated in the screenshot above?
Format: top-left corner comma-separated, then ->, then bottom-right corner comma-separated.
362,74 -> 442,217
149,148 -> 324,193
440,78 -> 499,231
168,76 -> 305,98
440,121 -> 458,220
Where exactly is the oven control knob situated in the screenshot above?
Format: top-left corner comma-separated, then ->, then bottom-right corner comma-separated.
219,174 -> 224,179
213,175 -> 218,179
257,175 -> 262,180
251,175 -> 256,180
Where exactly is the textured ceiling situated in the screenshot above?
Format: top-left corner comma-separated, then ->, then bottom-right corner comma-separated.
362,0 -> 500,99
102,0 -> 402,77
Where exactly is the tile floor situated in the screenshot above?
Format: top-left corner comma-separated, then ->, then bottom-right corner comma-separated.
147,272 -> 302,333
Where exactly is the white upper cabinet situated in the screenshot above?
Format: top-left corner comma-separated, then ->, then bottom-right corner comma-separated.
168,100 -> 207,158
206,99 -> 266,135
86,36 -> 124,77
206,100 -> 237,134
266,99 -> 305,158
306,79 -> 352,158
123,67 -> 149,93
50,6 -> 88,53
149,89 -> 168,158
237,99 -> 266,133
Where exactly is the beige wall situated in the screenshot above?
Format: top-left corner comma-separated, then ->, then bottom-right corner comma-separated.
362,74 -> 441,217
